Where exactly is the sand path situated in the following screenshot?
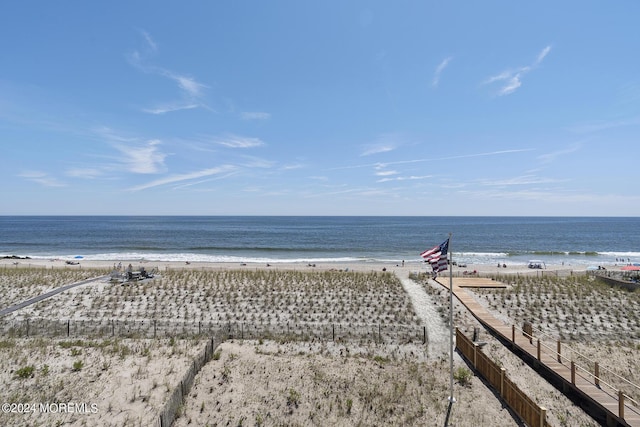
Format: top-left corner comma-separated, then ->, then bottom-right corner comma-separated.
395,269 -> 449,358
0,275 -> 106,316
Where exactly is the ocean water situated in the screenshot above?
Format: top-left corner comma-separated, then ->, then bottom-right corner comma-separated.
1,216 -> 639,267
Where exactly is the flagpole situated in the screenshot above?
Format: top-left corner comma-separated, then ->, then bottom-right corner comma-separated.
444,232 -> 455,426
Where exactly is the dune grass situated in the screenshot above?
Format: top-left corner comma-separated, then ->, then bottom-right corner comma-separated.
0,267 -> 108,309
3,269 -> 420,327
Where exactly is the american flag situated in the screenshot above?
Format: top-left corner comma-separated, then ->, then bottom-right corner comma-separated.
421,238 -> 449,273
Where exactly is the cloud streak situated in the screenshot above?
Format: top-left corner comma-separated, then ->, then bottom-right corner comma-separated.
377,175 -> 432,183
142,103 -> 199,115
128,30 -> 209,114
537,143 -> 581,163
478,174 -> 562,186
139,29 -> 158,53
65,168 -> 103,179
212,134 -> 265,148
360,133 -> 403,156
361,144 -> 396,156
96,127 -> 168,174
375,170 -> 398,177
128,165 -> 237,191
113,139 -> 167,174
485,45 -> 551,96
332,148 -> 535,170
19,171 -> 66,187
432,56 -> 452,87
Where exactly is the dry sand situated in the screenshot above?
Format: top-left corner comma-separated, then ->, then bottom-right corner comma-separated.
0,259 -> 637,426
173,339 -> 516,427
0,336 -> 205,427
0,255 -> 593,276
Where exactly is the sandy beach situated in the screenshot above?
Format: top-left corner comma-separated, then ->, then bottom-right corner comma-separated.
0,259 -> 637,426
0,255 -> 599,276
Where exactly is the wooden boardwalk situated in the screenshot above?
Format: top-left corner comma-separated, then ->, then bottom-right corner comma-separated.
0,275 -> 107,317
436,278 -> 640,427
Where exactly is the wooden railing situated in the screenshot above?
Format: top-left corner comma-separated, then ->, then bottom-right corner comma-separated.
456,328 -> 550,427
514,323 -> 640,422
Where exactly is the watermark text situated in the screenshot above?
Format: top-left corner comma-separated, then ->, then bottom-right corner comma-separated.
2,402 -> 98,414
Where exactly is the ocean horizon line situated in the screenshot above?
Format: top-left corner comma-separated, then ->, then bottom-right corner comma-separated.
2,214 -> 639,218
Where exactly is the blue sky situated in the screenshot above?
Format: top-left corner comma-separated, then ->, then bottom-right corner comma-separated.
2,1 -> 639,216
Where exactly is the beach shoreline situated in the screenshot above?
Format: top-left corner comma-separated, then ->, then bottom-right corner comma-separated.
0,256 -> 619,277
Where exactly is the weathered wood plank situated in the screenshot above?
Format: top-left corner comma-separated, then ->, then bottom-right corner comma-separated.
438,278 -> 640,427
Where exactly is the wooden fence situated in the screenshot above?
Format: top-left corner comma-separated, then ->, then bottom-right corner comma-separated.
456,328 -> 550,427
0,318 -> 426,344
514,323 -> 640,425
157,333 -> 223,427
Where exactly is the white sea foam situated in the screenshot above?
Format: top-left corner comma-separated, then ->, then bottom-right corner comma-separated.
29,252 -> 369,264
598,251 -> 640,258
11,249 -> 639,267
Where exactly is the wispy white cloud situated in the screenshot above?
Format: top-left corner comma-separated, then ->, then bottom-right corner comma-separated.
212,134 -> 265,148
171,172 -> 239,190
139,29 -> 158,53
112,139 -> 167,174
65,168 -> 103,179
142,71 -> 209,114
142,103 -> 199,115
536,46 -> 552,65
432,56 -> 452,87
92,126 -> 165,174
128,30 -> 210,114
375,170 -> 398,177
478,174 -> 562,186
19,171 -> 66,187
486,70 -> 523,95
240,156 -> 275,169
333,148 -> 535,170
360,133 -> 402,156
537,143 -> 581,163
241,111 -> 271,120
281,163 -> 305,171
94,126 -> 137,143
361,145 -> 395,156
377,175 -> 432,183
128,165 -> 237,191
170,134 -> 266,156
168,73 -> 207,99
485,45 -> 552,96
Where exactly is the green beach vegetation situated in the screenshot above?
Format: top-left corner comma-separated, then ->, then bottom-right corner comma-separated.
1,268 -> 419,327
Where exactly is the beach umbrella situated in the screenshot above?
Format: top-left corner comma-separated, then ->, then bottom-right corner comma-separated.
74,255 -> 84,259
621,265 -> 640,271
